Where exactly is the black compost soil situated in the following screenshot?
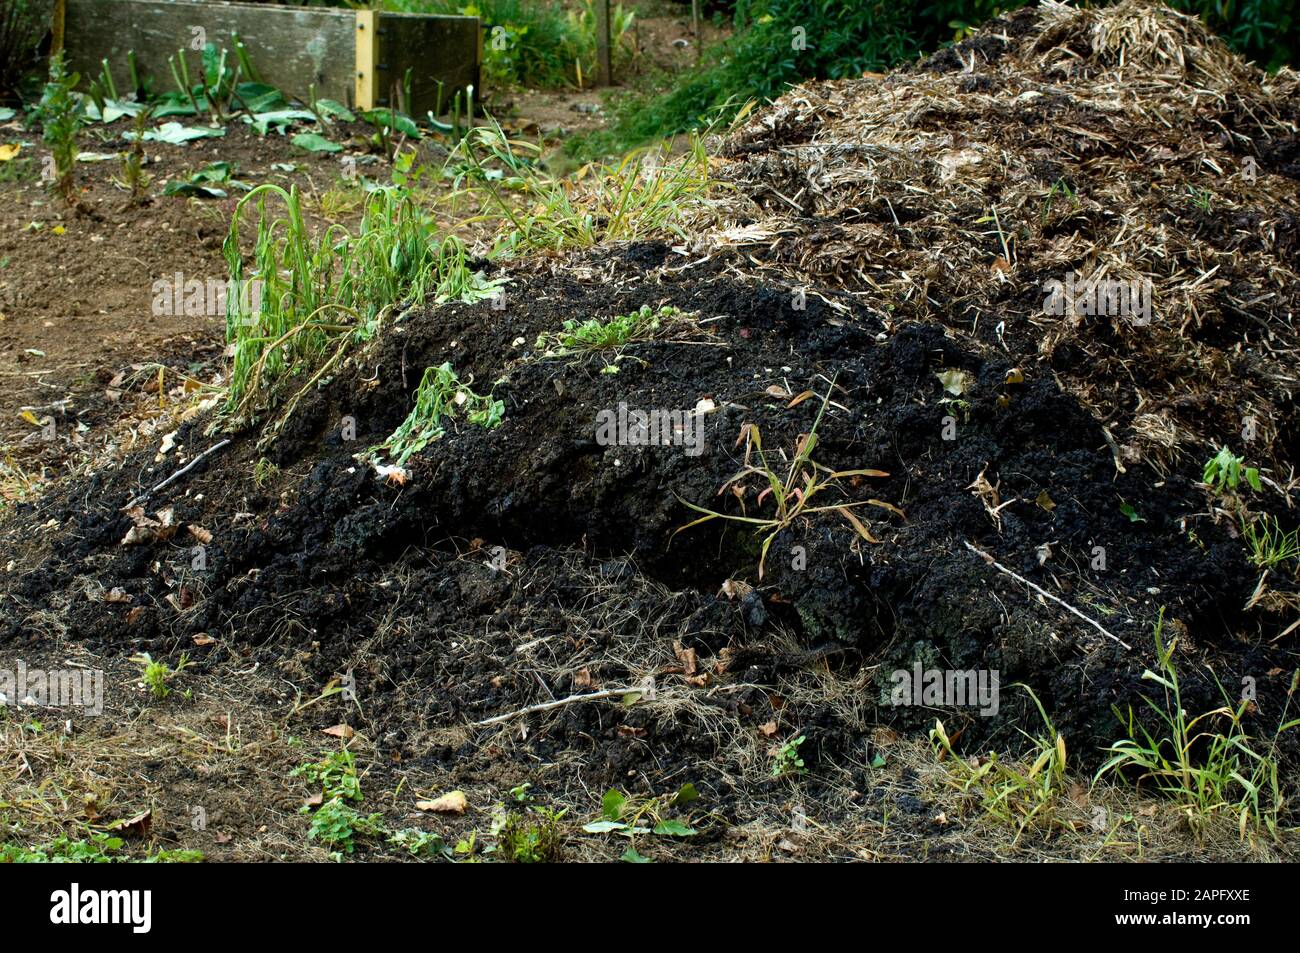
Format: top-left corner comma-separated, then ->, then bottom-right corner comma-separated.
3,240 -> 1296,805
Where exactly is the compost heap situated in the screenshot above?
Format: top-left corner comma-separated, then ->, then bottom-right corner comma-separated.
3,0 -> 1299,806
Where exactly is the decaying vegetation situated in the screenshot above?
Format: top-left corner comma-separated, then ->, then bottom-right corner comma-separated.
1,0 -> 1299,865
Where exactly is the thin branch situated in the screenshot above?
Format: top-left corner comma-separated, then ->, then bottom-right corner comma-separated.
471,687 -> 633,727
127,439 -> 231,508
963,540 -> 1132,650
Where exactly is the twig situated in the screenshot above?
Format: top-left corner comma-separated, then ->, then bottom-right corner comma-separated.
963,540 -> 1132,650
471,687 -> 633,727
127,439 -> 231,508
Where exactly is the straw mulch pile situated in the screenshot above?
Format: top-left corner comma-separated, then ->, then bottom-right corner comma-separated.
711,0 -> 1300,477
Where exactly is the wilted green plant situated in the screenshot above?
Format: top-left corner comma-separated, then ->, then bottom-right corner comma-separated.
224,184 -> 438,408
37,51 -> 83,206
673,383 -> 901,578
374,363 -> 503,468
1096,610 -> 1300,838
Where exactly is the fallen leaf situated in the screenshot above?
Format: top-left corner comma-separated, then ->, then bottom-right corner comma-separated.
719,578 -> 754,600
673,640 -> 698,676
758,720 -> 779,738
106,809 -> 152,837
936,369 -> 971,396
321,724 -> 355,739
192,633 -> 216,646
416,791 -> 469,814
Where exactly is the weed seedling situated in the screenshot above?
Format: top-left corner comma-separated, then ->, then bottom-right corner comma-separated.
307,798 -> 384,856
1202,447 -> 1260,496
536,304 -> 679,355
496,806 -> 567,863
674,382 -> 901,577
1242,515 -> 1300,570
291,748 -> 363,802
930,686 -> 1068,843
770,735 -> 808,780
37,52 -> 83,206
582,784 -> 699,861
1095,610 -> 1300,838
130,652 -> 190,700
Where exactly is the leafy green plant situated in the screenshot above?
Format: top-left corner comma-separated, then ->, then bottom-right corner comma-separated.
582,784 -> 699,862
0,830 -> 123,863
573,0 -> 1016,158
307,798 -> 385,855
1,831 -> 202,863
373,363 -> 504,468
1096,610 -> 1300,838
386,827 -> 448,858
165,160 -> 250,199
673,383 -> 901,578
930,686 -> 1069,842
770,735 -> 808,779
291,749 -> 363,802
1203,447 -> 1261,495
495,806 -> 567,863
37,52 -> 83,206
130,651 -> 190,701
360,105 -> 422,159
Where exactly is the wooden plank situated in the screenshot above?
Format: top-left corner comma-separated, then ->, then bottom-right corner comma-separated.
375,11 -> 479,116
595,0 -> 611,86
354,9 -> 378,111
64,0 -> 357,106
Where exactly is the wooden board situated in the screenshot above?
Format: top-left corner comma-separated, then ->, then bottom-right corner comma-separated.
54,0 -> 478,115
376,11 -> 480,114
